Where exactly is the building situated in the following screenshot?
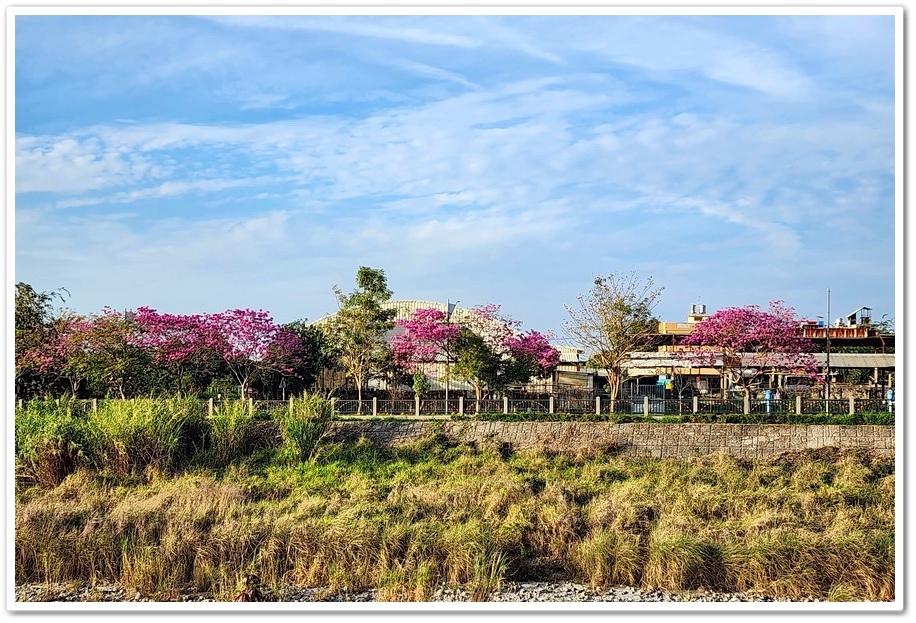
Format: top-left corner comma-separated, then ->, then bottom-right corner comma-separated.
311,300 -> 582,395
612,304 -> 895,398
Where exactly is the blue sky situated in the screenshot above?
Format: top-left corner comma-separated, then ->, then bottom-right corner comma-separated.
12,9 -> 899,341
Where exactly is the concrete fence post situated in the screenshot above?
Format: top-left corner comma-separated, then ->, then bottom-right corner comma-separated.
249,397 -> 254,415
92,398 -> 98,412
18,399 -> 23,409
849,396 -> 855,416
372,396 -> 378,416
504,396 -> 509,414
459,396 -> 464,416
415,396 -> 421,417
595,395 -> 601,415
208,398 -> 214,418
693,396 -> 699,414
549,396 -> 555,414
289,396 -> 294,417
643,395 -> 650,417
744,395 -> 750,415
796,395 -> 803,415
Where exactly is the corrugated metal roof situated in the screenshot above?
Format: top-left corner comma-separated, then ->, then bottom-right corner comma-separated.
312,300 -> 581,362
813,353 -> 895,368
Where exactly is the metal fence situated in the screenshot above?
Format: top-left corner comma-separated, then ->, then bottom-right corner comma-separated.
15,395 -> 895,418
322,395 -> 893,417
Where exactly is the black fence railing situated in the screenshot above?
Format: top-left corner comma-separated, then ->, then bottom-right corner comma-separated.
322,396 -> 894,417
15,396 -> 895,418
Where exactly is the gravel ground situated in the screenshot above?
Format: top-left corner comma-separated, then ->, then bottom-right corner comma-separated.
14,581 -> 815,604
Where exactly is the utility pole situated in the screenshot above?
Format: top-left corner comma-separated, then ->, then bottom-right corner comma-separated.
445,299 -> 459,412
825,288 -> 831,411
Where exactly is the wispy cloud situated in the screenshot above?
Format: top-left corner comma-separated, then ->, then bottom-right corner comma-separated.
209,15 -> 482,48
14,13 -> 896,332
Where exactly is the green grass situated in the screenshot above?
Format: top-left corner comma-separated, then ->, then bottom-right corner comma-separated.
14,420 -> 895,603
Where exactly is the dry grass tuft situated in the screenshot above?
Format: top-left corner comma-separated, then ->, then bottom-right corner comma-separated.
14,427 -> 895,602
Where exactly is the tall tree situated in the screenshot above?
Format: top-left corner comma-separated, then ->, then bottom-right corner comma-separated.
449,305 -> 560,402
326,266 -> 396,406
450,327 -> 502,402
200,309 -> 303,400
564,272 -> 663,400
680,300 -> 819,398
272,320 -> 338,397
391,307 -> 461,375
14,282 -> 69,397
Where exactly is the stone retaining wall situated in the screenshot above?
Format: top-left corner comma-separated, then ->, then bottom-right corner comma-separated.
327,421 -> 894,459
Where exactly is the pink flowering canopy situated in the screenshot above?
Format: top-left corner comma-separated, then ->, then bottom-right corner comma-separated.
393,304 -> 560,397
391,307 -> 461,373
505,330 -> 562,377
199,309 -> 303,395
681,300 -> 819,393
132,307 -> 211,366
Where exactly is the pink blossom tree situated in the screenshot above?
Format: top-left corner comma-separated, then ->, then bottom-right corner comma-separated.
505,330 -> 562,377
132,307 -> 215,396
451,305 -> 561,401
391,307 -> 462,375
199,309 -> 303,399
24,313 -> 88,397
680,300 -> 819,398
33,308 -> 150,398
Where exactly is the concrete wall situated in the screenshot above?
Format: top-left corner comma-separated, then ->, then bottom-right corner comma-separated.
327,421 -> 894,459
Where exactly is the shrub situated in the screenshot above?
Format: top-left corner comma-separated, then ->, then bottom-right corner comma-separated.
206,400 -> 259,467
275,394 -> 335,463
87,397 -> 207,477
15,398 -> 99,488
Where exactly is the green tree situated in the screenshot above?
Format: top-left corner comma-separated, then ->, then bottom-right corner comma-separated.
14,282 -> 69,397
67,309 -> 153,399
564,272 -> 663,401
450,327 -> 502,403
447,305 -> 560,404
265,320 -> 338,397
412,370 -> 431,399
326,267 -> 396,408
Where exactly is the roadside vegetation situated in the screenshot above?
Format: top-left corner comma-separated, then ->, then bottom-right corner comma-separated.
14,396 -> 895,603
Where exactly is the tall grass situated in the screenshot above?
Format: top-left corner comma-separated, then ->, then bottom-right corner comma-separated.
206,401 -> 259,468
14,410 -> 895,603
15,398 -> 99,487
275,394 -> 334,463
86,397 -> 208,477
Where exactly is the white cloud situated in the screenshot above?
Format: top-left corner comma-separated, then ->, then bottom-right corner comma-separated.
566,17 -> 813,98
15,136 -> 133,193
209,16 -> 481,48
14,15 -> 896,333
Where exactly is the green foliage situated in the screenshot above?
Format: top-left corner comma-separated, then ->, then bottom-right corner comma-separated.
207,401 -> 259,467
680,412 -> 894,425
412,371 -> 431,399
15,397 -> 98,487
326,267 -> 397,403
278,320 -> 338,394
448,329 -> 544,399
87,397 -> 208,477
450,328 -> 501,399
275,394 -> 335,462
